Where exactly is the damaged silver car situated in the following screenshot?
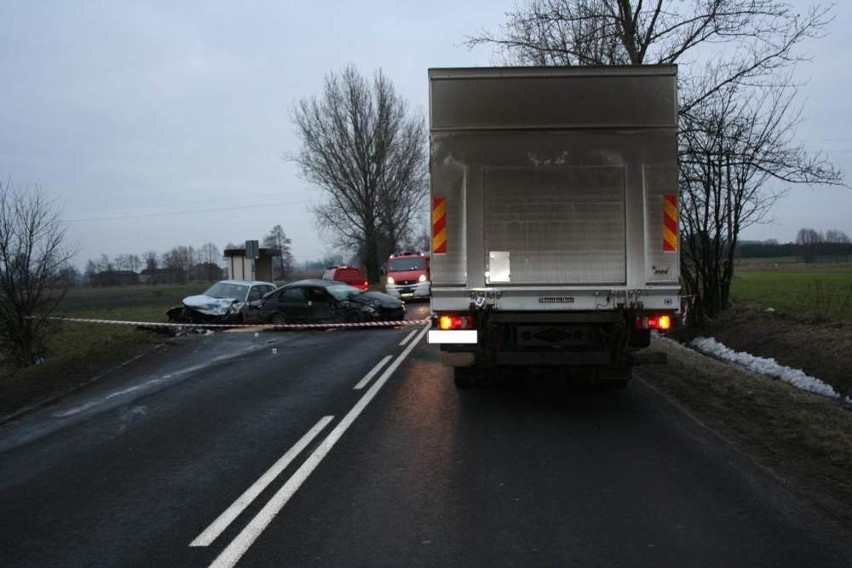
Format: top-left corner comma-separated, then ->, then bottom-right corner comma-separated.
166,280 -> 276,325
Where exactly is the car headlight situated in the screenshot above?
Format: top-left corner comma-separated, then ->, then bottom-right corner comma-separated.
386,276 -> 395,284
418,274 -> 426,283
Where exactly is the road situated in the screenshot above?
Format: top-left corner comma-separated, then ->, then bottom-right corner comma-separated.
1,301 -> 850,567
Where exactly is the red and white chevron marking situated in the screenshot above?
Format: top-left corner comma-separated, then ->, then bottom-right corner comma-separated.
42,316 -> 429,331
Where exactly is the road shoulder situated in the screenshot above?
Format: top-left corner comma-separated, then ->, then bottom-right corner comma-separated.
640,335 -> 852,534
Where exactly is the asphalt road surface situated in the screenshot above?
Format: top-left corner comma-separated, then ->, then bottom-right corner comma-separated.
1,302 -> 851,567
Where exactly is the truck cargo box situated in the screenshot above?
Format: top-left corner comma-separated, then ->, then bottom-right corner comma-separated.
430,66 -> 679,303
427,66 -> 680,385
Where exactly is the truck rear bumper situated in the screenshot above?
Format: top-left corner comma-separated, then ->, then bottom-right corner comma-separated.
441,349 -> 612,367
428,330 -> 477,344
431,286 -> 680,312
430,308 -> 668,368
495,351 -> 612,366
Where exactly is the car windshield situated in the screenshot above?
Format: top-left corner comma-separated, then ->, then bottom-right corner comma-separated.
388,257 -> 426,272
203,282 -> 249,300
325,284 -> 362,301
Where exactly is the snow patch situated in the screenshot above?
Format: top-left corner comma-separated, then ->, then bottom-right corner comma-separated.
691,336 -> 848,402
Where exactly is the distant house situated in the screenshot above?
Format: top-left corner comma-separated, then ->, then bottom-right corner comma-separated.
139,268 -> 177,285
92,270 -> 140,287
223,247 -> 279,282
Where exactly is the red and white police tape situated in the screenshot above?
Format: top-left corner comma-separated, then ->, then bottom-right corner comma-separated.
41,316 -> 430,331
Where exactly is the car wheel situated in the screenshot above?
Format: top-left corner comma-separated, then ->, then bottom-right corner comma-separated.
345,310 -> 365,323
271,313 -> 287,325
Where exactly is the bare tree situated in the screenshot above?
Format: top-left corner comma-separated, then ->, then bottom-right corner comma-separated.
467,0 -> 844,321
97,253 -> 113,273
291,64 -> 428,283
199,242 -> 219,265
107,254 -> 139,278
796,227 -> 823,246
198,242 -> 221,281
56,265 -> 80,287
402,224 -> 431,254
0,182 -> 75,368
795,226 -> 824,263
468,1 -> 832,93
140,250 -> 158,284
84,259 -> 97,285
824,229 -> 850,244
262,226 -> 294,280
373,82 -> 429,259
162,245 -> 195,283
142,250 -> 158,271
468,0 -> 629,66
161,249 -> 181,283
679,80 -> 840,318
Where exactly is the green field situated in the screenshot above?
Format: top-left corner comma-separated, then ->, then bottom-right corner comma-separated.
0,283 -> 215,414
50,284 -> 210,364
60,283 -> 203,318
734,255 -> 800,264
730,265 -> 852,321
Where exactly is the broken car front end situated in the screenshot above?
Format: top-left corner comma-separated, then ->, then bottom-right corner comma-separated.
166,294 -> 246,324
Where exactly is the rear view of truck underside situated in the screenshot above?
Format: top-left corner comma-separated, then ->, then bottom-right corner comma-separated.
426,66 -> 681,389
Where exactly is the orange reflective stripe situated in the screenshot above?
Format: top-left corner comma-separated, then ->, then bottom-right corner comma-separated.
432,197 -> 447,254
663,194 -> 678,252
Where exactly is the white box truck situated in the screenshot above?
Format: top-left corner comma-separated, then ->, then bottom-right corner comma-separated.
427,66 -> 680,389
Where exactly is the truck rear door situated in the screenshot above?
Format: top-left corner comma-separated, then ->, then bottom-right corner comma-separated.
483,165 -> 626,286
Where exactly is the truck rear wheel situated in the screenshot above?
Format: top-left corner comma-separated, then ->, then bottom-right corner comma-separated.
453,367 -> 476,389
598,365 -> 631,390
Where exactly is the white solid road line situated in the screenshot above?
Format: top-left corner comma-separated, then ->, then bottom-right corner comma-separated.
190,416 -> 334,548
208,324 -> 429,568
353,355 -> 393,390
399,328 -> 419,347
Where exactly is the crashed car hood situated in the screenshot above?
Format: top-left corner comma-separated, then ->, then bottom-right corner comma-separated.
352,291 -> 403,309
183,294 -> 241,316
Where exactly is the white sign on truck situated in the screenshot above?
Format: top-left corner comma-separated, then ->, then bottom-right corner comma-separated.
427,66 -> 680,389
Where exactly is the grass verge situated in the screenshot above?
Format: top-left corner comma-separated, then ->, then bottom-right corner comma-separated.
0,285 -> 207,419
641,335 -> 852,529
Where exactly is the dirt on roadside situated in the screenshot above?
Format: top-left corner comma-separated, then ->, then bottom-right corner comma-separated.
641,311 -> 852,533
672,305 -> 852,400
0,334 -> 194,424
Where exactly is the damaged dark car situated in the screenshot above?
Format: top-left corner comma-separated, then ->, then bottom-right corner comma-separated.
167,280 -> 276,325
259,279 -> 405,324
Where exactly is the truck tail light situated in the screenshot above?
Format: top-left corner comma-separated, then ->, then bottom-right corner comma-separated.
438,315 -> 474,330
635,314 -> 672,331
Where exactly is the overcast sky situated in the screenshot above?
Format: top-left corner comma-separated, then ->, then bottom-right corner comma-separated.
1,1 -> 850,269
